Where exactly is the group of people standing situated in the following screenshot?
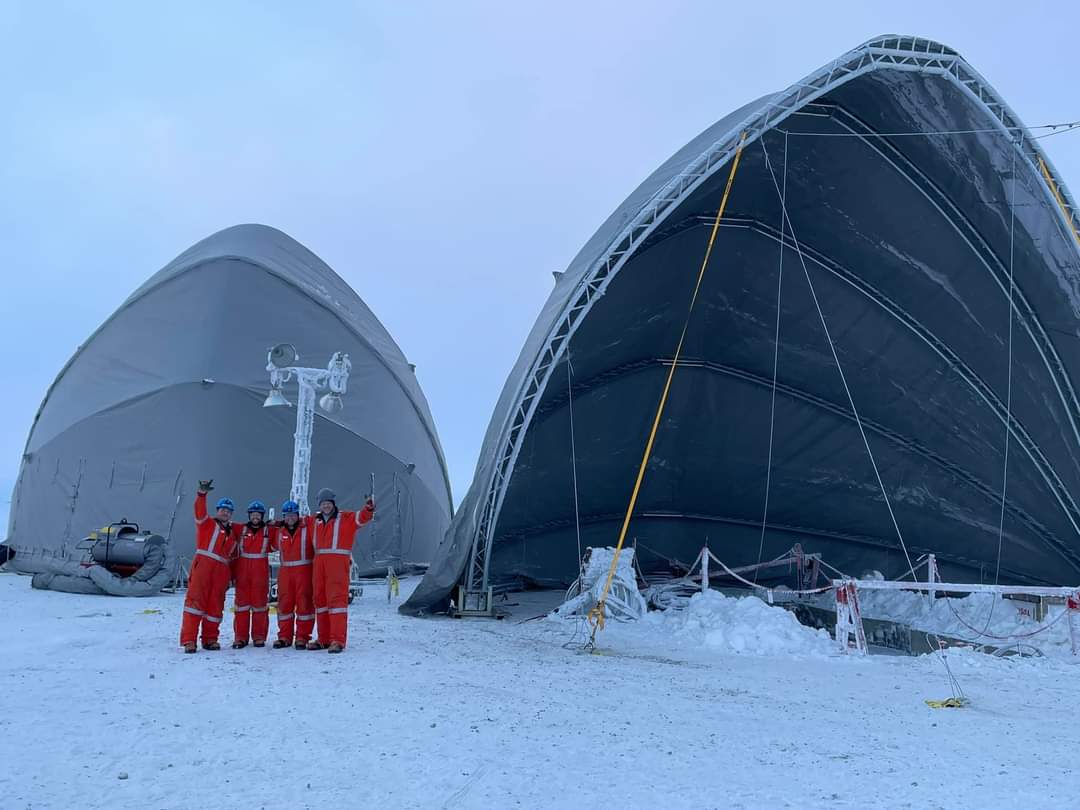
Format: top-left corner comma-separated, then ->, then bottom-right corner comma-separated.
179,478 -> 375,654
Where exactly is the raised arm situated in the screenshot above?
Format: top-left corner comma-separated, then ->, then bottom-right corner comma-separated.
194,479 -> 214,524
356,498 -> 375,527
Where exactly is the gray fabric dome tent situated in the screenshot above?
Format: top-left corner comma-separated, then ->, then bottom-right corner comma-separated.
7,224 -> 452,571
405,35 -> 1080,615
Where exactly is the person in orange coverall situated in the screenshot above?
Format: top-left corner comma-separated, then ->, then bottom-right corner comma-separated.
231,500 -> 273,649
269,500 -> 315,650
309,487 -> 374,654
180,480 -> 241,653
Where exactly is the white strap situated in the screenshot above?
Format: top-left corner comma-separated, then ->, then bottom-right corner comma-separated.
281,559 -> 312,568
196,549 -> 228,564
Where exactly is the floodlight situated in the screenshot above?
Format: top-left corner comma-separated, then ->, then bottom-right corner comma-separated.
263,388 -> 291,408
319,392 -> 343,414
268,343 -> 298,369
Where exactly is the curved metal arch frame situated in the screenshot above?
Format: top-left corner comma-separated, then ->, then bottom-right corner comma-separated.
464,35 -> 1080,594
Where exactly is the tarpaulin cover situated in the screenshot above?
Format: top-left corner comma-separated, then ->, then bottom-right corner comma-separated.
405,36 -> 1080,614
8,225 -> 452,568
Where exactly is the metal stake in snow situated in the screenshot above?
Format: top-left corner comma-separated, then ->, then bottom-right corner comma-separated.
926,554 -> 938,613
1068,592 -> 1080,656
263,343 -> 351,516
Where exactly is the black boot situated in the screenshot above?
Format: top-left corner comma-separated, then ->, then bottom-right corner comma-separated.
272,639 -> 291,649
232,640 -> 248,650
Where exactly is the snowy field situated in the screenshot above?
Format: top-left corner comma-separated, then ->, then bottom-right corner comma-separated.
3,571 -> 1079,809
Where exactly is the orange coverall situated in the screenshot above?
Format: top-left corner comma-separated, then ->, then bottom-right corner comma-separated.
233,522 -> 274,644
180,492 -> 241,647
312,503 -> 374,648
270,517 -> 316,645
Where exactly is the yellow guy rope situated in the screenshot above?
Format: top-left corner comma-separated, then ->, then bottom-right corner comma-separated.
586,133 -> 748,645
1038,156 -> 1080,247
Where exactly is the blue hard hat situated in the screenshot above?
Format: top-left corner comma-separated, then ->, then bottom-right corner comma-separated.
247,499 -> 267,514
281,500 -> 300,514
216,497 -> 235,511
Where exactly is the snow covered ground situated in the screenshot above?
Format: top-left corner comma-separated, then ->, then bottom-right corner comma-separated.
3,571 -> 1080,809
851,587 -> 1077,657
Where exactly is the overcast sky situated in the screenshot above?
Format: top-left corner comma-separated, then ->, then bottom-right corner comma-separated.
2,1 -> 1079,529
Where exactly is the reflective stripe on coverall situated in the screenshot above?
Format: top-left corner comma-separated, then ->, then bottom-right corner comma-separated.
312,503 -> 374,648
180,492 -> 240,646
233,523 -> 273,643
270,517 -> 315,644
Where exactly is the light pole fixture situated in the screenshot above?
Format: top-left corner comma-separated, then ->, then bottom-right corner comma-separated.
263,343 -> 351,515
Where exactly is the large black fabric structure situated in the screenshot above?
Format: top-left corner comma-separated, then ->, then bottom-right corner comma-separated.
406,36 -> 1080,614
8,224 -> 453,569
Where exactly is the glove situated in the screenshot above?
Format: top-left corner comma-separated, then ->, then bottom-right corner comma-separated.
198,479 -> 214,493
365,498 -> 376,513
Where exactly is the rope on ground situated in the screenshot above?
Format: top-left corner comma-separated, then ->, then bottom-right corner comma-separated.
755,130 -> 787,583
586,133 -> 749,648
926,633 -> 969,708
759,136 -> 917,581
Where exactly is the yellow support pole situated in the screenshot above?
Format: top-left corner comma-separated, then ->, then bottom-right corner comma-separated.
1038,156 -> 1080,247
587,133 -> 748,644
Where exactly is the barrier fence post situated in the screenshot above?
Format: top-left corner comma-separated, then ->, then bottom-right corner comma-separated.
927,554 -> 937,613
1068,592 -> 1080,656
835,580 -> 868,655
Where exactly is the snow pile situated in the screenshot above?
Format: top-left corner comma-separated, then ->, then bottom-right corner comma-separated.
646,589 -> 834,656
855,588 -> 1075,656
